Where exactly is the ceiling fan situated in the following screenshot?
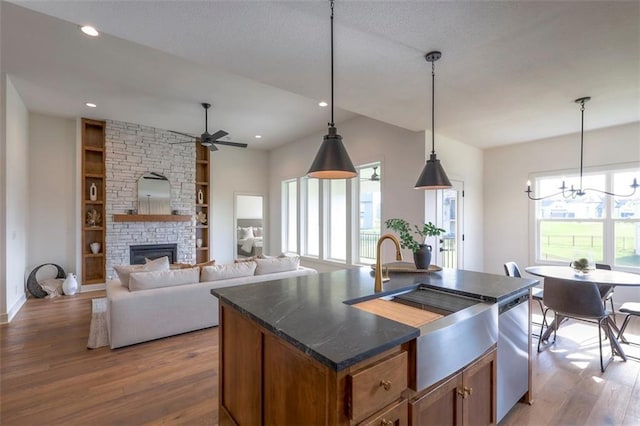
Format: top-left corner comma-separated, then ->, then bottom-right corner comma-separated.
361,166 -> 380,181
170,103 -> 248,151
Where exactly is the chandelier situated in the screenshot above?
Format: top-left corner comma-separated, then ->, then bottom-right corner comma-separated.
525,97 -> 638,201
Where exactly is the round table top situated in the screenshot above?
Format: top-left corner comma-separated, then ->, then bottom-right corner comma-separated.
525,265 -> 640,286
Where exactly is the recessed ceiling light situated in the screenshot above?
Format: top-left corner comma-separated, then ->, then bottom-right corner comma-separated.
85,102 -> 97,108
80,25 -> 99,37
318,101 -> 328,107
255,135 -> 262,139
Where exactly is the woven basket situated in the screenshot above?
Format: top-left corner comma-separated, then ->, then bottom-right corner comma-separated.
27,263 -> 66,298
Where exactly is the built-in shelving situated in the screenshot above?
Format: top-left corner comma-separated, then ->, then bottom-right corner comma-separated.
195,144 -> 210,263
81,118 -> 106,285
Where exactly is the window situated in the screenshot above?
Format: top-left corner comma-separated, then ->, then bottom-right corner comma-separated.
282,179 -> 297,253
358,163 -> 381,263
533,167 -> 639,269
327,179 -> 347,261
281,161 -> 383,266
303,177 -> 320,257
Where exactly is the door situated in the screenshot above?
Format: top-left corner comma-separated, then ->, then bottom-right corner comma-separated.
436,179 -> 464,269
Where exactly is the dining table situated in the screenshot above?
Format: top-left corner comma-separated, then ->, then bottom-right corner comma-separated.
525,265 -> 640,361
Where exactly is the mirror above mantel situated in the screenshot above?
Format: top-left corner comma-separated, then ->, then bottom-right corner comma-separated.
113,172 -> 192,222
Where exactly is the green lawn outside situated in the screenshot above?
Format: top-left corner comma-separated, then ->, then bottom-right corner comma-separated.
540,221 -> 640,267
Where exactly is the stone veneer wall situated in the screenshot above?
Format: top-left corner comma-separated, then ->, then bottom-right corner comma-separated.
105,120 -> 196,279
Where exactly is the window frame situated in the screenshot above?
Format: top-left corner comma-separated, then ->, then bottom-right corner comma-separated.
530,163 -> 639,272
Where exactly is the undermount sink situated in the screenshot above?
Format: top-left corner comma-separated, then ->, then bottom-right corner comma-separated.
353,285 -> 498,391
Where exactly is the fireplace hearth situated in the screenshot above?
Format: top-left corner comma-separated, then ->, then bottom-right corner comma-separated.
130,243 -> 178,265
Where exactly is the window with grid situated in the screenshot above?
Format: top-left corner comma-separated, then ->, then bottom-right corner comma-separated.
533,168 -> 639,269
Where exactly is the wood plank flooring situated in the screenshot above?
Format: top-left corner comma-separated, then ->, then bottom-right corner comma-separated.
1,292 -> 639,425
1,292 -> 218,425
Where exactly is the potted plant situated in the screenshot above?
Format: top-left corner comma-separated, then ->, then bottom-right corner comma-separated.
384,218 -> 446,269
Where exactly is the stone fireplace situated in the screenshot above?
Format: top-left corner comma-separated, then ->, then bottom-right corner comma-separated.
104,120 -> 196,279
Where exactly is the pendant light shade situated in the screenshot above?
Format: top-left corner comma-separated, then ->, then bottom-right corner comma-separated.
415,51 -> 451,190
307,0 -> 357,180
308,126 -> 356,179
415,153 -> 452,189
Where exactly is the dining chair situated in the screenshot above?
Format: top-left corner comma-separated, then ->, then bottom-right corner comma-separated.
617,302 -> 640,344
595,263 -> 616,321
538,277 -> 616,372
504,262 -> 547,336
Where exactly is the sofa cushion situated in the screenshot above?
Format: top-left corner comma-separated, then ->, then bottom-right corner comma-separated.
201,262 -> 257,281
129,267 -> 200,292
114,256 -> 170,289
255,256 -> 300,275
171,259 -> 216,270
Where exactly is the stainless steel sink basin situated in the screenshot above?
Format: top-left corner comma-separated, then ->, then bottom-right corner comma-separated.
383,285 -> 498,391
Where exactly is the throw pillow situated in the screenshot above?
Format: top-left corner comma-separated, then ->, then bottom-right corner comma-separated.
114,256 -> 170,289
234,256 -> 257,263
40,278 -> 64,298
201,262 -> 257,281
253,226 -> 263,237
170,259 -> 216,270
129,268 -> 200,292
239,226 -> 255,239
255,255 -> 300,275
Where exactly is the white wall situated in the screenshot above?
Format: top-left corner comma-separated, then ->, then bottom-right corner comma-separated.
424,133 -> 484,271
268,115 -> 426,266
2,76 -> 29,322
28,113 -> 76,274
210,148 -> 269,264
484,122 -> 640,305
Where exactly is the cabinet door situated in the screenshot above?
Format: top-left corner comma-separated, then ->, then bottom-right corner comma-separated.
360,398 -> 408,426
263,333 -> 329,424
462,350 -> 497,426
220,305 -> 262,425
409,373 -> 463,426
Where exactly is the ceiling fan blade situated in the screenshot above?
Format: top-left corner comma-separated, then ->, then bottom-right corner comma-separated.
168,130 -> 197,139
214,140 -> 248,148
210,130 -> 229,141
209,144 -> 219,152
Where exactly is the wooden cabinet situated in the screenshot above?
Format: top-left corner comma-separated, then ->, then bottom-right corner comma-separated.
81,118 -> 106,285
219,302 -> 411,425
409,348 -> 497,426
195,144 -> 210,263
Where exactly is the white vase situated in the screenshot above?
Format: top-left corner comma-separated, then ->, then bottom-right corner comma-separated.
196,238 -> 203,248
62,273 -> 79,296
89,183 -> 97,201
90,242 -> 101,254
197,189 -> 204,205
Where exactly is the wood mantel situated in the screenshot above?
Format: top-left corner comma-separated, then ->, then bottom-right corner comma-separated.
113,214 -> 192,222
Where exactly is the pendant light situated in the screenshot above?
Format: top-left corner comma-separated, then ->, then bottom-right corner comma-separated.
525,97 -> 638,200
307,0 -> 357,180
415,51 -> 452,190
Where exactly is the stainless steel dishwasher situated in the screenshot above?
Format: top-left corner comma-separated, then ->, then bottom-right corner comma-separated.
497,290 -> 530,422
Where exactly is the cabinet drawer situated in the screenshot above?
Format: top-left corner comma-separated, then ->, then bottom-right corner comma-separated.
359,398 -> 408,426
349,351 -> 408,421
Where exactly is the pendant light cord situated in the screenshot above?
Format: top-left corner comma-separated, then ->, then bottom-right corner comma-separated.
431,60 -> 435,155
330,0 -> 335,127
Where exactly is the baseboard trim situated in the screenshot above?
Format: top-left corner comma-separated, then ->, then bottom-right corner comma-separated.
1,293 -> 27,324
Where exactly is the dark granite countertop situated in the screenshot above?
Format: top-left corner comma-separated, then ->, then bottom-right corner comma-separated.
211,267 -> 538,371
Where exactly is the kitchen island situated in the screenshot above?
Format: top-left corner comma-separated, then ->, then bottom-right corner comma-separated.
212,267 -> 538,425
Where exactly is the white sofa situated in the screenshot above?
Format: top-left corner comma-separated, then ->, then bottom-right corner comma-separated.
106,258 -> 316,349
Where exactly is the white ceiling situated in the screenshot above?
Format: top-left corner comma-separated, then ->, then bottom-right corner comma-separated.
2,1 -> 639,151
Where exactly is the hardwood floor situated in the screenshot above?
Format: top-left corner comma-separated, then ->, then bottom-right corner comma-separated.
1,292 -> 218,425
1,292 -> 638,425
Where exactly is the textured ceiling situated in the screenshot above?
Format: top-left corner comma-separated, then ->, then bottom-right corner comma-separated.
2,0 -> 639,151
